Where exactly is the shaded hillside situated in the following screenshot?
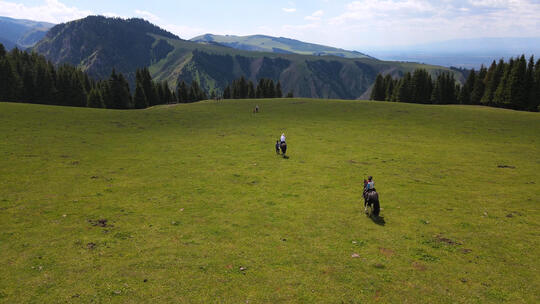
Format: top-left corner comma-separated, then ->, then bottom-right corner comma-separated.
151,37 -> 463,99
33,16 -> 464,98
191,34 -> 372,59
0,16 -> 54,49
33,16 -> 179,83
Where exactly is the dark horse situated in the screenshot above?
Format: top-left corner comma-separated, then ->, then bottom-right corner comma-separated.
280,142 -> 287,158
363,189 -> 380,217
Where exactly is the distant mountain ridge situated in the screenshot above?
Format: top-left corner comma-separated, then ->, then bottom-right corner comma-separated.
31,16 -> 463,99
0,16 -> 54,49
33,16 -> 179,83
191,34 -> 373,59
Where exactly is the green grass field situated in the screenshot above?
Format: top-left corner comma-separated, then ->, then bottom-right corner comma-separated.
1,99 -> 539,303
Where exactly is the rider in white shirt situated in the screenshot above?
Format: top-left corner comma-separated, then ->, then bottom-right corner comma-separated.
280,133 -> 286,143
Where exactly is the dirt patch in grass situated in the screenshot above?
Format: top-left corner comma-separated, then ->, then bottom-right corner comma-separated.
373,263 -> 385,269
86,242 -> 96,250
412,262 -> 427,271
497,165 -> 515,169
434,235 -> 461,245
88,219 -> 111,227
379,247 -> 395,257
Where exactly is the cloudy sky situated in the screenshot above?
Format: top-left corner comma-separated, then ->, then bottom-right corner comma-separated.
1,0 -> 540,50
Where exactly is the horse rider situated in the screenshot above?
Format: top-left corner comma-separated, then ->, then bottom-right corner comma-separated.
364,176 -> 375,210
365,176 -> 375,192
280,133 -> 287,157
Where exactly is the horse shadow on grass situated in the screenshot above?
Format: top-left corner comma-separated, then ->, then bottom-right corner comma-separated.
370,215 -> 386,226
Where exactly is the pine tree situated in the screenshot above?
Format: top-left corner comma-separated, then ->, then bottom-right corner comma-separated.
480,60 -> 498,105
248,81 -> 255,98
370,74 -> 386,101
256,79 -> 263,98
0,56 -> 18,101
410,69 -> 432,103
506,55 -> 528,109
459,69 -> 475,104
396,72 -> 412,102
223,85 -> 231,99
493,58 -> 514,107
275,81 -> 283,98
162,82 -> 173,104
139,68 -> 157,106
155,82 -> 165,104
533,59 -> 540,111
525,56 -> 536,111
471,66 -> 487,105
177,80 -> 189,103
87,88 -> 104,108
105,69 -> 132,109
384,75 -> 394,101
133,83 -> 148,109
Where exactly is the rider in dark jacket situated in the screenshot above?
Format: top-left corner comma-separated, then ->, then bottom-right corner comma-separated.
364,176 -> 375,211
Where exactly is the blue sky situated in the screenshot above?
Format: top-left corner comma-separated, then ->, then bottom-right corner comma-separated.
1,0 -> 540,50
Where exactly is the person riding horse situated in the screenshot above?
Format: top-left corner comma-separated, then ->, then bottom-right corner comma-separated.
363,176 -> 380,216
280,133 -> 287,158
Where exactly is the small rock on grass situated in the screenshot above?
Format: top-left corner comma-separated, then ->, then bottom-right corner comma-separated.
351,253 -> 360,258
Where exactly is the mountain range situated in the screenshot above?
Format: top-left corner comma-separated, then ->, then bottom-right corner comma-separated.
0,15 -> 465,99
0,16 -> 54,50
190,34 -> 372,59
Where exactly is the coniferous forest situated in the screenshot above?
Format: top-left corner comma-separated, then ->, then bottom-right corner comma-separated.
2,42 -> 538,112
220,76 -> 292,100
371,55 -> 540,112
0,43 -> 290,109
0,43 -> 180,108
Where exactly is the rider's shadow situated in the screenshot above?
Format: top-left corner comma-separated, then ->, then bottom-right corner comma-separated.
370,215 -> 386,226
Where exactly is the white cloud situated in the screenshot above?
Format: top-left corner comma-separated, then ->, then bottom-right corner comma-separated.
134,9 -> 161,23
282,7 -> 297,13
0,0 -> 92,23
305,10 -> 324,21
323,0 -> 540,47
102,12 -> 128,19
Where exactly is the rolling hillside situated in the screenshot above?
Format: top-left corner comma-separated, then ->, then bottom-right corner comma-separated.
191,34 -> 372,59
0,100 -> 538,302
0,16 -> 54,49
33,16 -> 465,99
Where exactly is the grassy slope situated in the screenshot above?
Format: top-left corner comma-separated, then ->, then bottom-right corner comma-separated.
0,100 -> 538,303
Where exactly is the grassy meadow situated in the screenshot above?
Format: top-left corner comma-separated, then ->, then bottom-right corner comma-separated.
0,99 -> 539,303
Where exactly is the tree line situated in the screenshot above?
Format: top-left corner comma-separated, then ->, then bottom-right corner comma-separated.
221,77 -> 293,99
0,44 -> 179,109
371,55 -> 540,111
0,44 -> 296,108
